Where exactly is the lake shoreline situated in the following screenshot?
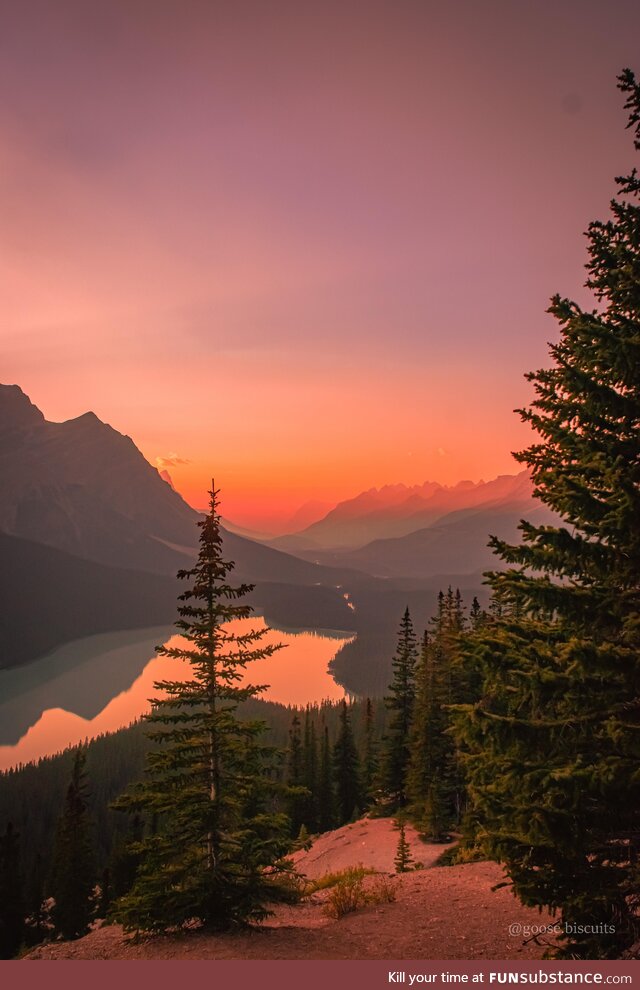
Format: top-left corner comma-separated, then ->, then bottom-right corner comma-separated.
0,620 -> 356,771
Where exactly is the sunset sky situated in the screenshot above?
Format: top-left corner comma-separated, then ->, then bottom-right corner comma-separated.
2,0 -> 639,530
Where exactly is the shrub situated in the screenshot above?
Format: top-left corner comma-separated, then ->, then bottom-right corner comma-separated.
323,868 -> 367,918
322,868 -> 399,919
306,864 -> 374,895
368,875 -> 398,904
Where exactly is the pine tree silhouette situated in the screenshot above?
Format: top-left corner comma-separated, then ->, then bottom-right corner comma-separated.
454,71 -> 640,958
49,749 -> 95,940
113,485 -> 293,933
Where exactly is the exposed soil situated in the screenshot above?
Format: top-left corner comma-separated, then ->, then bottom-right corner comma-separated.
291,817 -> 452,877
25,819 -> 556,961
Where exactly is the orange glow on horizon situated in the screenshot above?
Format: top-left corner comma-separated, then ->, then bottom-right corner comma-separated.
4,0 -> 628,533
6,352 -> 538,532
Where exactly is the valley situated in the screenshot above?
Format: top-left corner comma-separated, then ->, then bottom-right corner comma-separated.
0,383 -> 518,697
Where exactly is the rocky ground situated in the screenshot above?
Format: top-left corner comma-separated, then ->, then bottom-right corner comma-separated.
25,819 -> 557,961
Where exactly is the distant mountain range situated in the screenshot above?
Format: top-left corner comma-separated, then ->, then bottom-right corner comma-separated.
270,472 -> 537,551
296,502 -> 557,580
0,383 -> 556,692
264,470 -> 558,582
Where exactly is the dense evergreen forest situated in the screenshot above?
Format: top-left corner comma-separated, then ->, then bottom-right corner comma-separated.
0,582 -> 480,955
0,697 -> 380,904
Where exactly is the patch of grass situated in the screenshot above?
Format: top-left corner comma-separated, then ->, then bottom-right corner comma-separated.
322,868 -> 398,920
305,864 -> 375,894
367,875 -> 398,905
323,868 -> 368,919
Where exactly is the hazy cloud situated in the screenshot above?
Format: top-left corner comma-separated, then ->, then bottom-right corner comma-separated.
156,453 -> 191,469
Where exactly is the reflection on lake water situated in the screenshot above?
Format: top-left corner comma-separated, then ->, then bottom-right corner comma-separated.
0,619 -> 354,771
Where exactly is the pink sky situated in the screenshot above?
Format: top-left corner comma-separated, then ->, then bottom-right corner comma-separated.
2,1 -> 638,529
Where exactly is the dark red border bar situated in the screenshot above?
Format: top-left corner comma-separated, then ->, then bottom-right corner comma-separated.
2,959 -> 638,990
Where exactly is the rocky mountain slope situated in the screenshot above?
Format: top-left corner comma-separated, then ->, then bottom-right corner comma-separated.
0,384 -> 358,586
0,384 -> 198,573
0,532 -> 176,669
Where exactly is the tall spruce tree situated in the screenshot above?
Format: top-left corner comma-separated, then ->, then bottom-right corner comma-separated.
109,813 -> 144,902
453,71 -> 640,958
407,631 -> 451,841
381,607 -> 419,807
332,701 -> 362,825
285,712 -> 307,835
113,485 -> 293,933
0,822 -> 24,958
406,590 -> 470,839
440,588 -> 471,824
361,697 -> 379,809
469,596 -> 483,629
318,723 -> 335,832
302,708 -> 319,832
48,748 -> 95,940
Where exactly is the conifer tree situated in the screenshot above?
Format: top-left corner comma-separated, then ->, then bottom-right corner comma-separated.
285,712 -> 307,835
453,71 -> 640,958
332,701 -> 362,826
361,697 -> 379,809
317,723 -> 335,833
0,822 -> 24,958
439,588 -> 471,823
302,709 -> 319,832
113,485 -> 293,933
294,824 -> 312,851
469,596 -> 483,629
109,813 -> 143,902
393,819 -> 414,873
287,712 -> 303,783
48,748 -> 95,940
407,632 -> 451,841
381,608 -> 418,807
98,867 -> 111,920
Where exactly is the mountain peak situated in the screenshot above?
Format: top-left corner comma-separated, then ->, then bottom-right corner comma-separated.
0,383 -> 46,436
63,410 -> 107,430
0,384 -> 203,572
